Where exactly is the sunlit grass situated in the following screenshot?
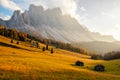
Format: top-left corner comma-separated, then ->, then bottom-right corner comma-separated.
0,36 -> 120,80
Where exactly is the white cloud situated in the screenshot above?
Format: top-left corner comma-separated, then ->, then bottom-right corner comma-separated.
0,0 -> 22,12
52,0 -> 79,23
80,6 -> 86,11
115,24 -> 120,31
0,0 -> 81,23
112,24 -> 120,40
59,0 -> 80,22
101,12 -> 116,18
0,13 -> 10,20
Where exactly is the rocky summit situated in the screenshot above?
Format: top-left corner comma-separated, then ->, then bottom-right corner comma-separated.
0,4 -> 116,43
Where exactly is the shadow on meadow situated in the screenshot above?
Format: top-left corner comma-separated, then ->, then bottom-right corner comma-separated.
0,42 -> 35,52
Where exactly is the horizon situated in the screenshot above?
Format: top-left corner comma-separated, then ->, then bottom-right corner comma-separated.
0,0 -> 120,41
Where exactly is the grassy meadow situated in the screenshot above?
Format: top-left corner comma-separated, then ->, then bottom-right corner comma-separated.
0,35 -> 120,80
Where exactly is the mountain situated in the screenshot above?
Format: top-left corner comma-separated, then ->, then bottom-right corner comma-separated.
0,4 -> 116,43
72,41 -> 120,54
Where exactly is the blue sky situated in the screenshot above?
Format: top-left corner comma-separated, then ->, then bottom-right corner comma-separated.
0,0 -> 120,40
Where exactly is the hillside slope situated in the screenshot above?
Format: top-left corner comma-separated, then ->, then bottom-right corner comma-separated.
0,36 -> 120,80
72,41 -> 120,54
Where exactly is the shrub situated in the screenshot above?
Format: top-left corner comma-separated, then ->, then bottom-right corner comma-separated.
16,41 -> 19,44
11,39 -> 13,43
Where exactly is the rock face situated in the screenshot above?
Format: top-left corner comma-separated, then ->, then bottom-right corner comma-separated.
7,10 -> 25,28
0,19 -> 7,27
0,4 -> 116,43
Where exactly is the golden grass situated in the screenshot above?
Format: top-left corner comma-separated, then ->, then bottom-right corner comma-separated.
0,35 -> 120,80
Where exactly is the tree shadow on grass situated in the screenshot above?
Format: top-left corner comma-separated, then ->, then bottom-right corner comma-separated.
70,64 -> 76,66
0,42 -> 36,52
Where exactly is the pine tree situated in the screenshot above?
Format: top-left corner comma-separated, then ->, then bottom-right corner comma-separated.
51,48 -> 54,54
43,47 -> 45,51
36,41 -> 39,48
46,44 -> 48,50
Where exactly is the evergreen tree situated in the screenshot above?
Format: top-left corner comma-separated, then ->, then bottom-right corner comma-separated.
46,44 -> 48,50
51,48 -> 54,54
43,47 -> 45,51
36,41 -> 39,48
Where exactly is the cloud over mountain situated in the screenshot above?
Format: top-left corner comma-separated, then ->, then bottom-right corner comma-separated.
0,0 -> 22,12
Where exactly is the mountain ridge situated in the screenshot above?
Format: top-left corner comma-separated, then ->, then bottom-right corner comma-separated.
72,41 -> 120,54
0,4 -> 116,43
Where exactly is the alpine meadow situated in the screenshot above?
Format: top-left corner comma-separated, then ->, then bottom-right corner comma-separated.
0,0 -> 120,80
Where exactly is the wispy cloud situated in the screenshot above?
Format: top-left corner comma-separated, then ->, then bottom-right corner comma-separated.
0,12 -> 10,20
0,0 -> 22,12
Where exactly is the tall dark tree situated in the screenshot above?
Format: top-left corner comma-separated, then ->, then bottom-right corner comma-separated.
36,41 -> 39,48
51,48 -> 54,54
43,47 -> 45,51
46,44 -> 48,50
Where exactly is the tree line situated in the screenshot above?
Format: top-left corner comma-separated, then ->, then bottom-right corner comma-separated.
0,25 -> 90,55
91,51 -> 120,60
1,25 -> 119,60
0,25 -> 27,41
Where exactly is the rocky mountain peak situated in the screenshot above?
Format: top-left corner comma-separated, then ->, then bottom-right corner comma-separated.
22,10 -> 30,25
46,7 -> 62,15
13,10 -> 21,18
29,4 -> 44,12
0,4 -> 117,42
